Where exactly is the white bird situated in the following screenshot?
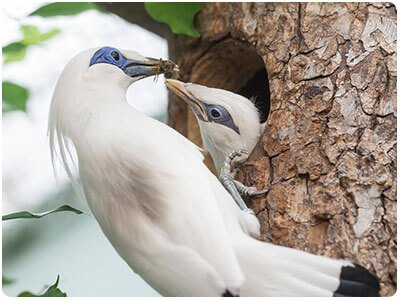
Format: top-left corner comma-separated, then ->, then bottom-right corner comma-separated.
49,47 -> 380,297
165,79 -> 268,214
166,80 -> 263,174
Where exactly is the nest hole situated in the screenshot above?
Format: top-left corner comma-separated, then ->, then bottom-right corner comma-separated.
190,39 -> 270,123
238,68 -> 270,123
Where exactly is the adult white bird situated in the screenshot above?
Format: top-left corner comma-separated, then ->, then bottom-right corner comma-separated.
49,47 -> 380,297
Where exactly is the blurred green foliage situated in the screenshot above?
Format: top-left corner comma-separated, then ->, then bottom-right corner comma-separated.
20,25 -> 60,45
3,2 -> 102,114
145,2 -> 203,37
3,276 -> 15,285
2,25 -> 60,113
2,43 -> 27,64
29,2 -> 100,17
17,275 -> 67,297
3,25 -> 61,64
3,205 -> 84,221
2,81 -> 29,113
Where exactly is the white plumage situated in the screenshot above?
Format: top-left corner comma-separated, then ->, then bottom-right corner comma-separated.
49,47 -> 379,297
165,79 -> 263,175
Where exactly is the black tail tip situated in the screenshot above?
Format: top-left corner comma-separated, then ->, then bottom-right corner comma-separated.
334,265 -> 380,297
222,290 -> 239,297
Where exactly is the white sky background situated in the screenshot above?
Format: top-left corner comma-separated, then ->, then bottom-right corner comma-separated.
2,1 -> 169,214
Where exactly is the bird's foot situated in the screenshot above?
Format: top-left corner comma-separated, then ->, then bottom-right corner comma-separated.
220,149 -> 269,198
220,149 -> 259,215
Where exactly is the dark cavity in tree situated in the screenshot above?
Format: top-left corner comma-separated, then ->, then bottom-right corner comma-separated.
238,68 -> 270,123
190,39 -> 270,125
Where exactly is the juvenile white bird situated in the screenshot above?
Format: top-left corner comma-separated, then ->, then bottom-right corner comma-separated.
166,80 -> 263,174
166,79 -> 268,213
49,47 -> 380,297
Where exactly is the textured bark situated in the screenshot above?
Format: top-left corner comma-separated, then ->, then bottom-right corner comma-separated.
102,2 -> 397,295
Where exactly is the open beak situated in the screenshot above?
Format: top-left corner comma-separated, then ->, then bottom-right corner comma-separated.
165,79 -> 208,121
123,57 -> 178,79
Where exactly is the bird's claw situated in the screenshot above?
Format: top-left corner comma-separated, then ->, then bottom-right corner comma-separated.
219,149 -> 268,215
221,149 -> 269,197
249,188 -> 269,195
234,180 -> 269,196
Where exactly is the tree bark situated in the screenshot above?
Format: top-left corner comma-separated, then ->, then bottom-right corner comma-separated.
101,2 -> 396,296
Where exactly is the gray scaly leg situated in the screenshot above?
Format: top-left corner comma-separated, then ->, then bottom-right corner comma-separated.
220,149 -> 268,215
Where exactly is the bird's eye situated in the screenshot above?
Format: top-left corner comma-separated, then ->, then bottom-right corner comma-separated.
111,51 -> 120,61
210,107 -> 222,119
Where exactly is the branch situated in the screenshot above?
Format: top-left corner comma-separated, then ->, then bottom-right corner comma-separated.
96,2 -> 170,39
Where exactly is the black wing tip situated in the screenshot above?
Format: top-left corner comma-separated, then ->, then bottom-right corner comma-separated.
334,265 -> 380,297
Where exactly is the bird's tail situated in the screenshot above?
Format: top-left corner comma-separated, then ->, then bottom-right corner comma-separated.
235,237 -> 380,297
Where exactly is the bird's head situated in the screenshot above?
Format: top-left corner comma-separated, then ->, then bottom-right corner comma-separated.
86,46 -> 178,88
50,47 -> 179,115
50,46 -> 177,129
165,79 -> 263,172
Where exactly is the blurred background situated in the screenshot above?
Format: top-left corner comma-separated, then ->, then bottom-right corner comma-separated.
2,1 -> 169,296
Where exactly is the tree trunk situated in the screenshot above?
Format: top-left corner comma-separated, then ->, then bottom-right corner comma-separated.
101,2 -> 397,296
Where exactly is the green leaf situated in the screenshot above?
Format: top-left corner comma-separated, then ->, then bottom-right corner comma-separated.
20,25 -> 61,45
29,2 -> 100,17
20,25 -> 40,38
18,275 -> 67,297
2,81 -> 29,113
2,43 -> 28,63
3,276 -> 15,285
3,46 -> 27,64
2,25 -> 61,63
145,2 -> 202,37
2,205 -> 84,221
2,42 -> 26,54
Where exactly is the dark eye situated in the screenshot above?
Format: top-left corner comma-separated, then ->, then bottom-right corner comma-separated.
210,107 -> 222,119
111,51 -> 120,61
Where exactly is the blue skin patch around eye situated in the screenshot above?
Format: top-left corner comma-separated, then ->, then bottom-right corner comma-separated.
206,104 -> 240,134
89,46 -> 127,68
88,46 -> 159,78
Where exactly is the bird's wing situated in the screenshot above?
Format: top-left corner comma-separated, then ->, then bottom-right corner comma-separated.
79,114 -> 246,295
123,228 -> 229,297
80,147 -> 232,296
